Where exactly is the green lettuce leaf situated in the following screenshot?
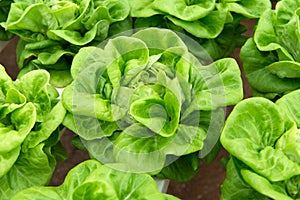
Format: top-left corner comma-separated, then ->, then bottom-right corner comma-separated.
3,3 -> 57,42
0,96 -> 36,179
216,0 -> 271,18
156,152 -> 200,182
0,143 -> 58,200
221,158 -> 270,200
129,0 -> 215,21
241,170 -> 293,200
22,101 -> 66,150
195,16 -> 247,62
166,10 -> 227,39
276,89 -> 300,127
240,38 -> 300,98
15,70 -> 51,122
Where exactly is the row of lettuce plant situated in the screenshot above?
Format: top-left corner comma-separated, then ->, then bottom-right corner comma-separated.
0,0 -> 131,87
0,0 -> 271,87
0,0 -> 297,199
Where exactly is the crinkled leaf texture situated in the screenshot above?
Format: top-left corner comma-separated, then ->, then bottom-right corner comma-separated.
129,0 -> 216,21
241,0 -> 300,99
129,0 -> 228,39
2,0 -> 130,87
216,0 -> 271,18
11,160 -> 179,200
62,28 -> 243,179
0,65 -> 66,200
129,0 -> 268,41
133,14 -> 248,63
3,0 -> 129,43
221,92 -> 300,199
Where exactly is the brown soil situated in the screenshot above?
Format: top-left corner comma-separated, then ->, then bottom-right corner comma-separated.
167,149 -> 229,200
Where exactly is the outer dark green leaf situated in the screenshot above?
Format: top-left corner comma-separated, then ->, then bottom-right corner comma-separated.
156,152 -> 200,182
220,158 -> 270,200
0,0 -> 14,40
240,38 -> 300,97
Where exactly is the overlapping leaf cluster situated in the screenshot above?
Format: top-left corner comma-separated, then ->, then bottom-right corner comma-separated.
241,0 -> 300,99
62,28 -> 243,181
0,65 -> 66,199
130,0 -> 271,62
11,160 -> 179,200
1,0 -> 293,199
1,0 -> 130,87
221,90 -> 300,199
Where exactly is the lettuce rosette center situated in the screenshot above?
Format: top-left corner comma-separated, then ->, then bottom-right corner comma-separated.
129,84 -> 180,137
62,27 -> 243,177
